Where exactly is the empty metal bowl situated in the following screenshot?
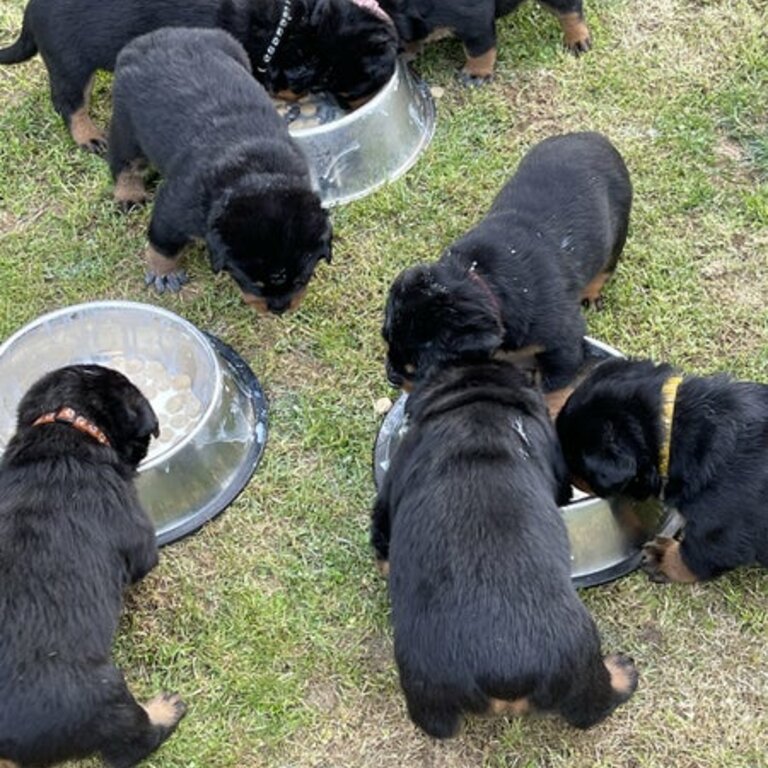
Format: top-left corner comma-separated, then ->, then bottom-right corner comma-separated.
0,301 -> 267,545
372,338 -> 681,587
286,57 -> 436,206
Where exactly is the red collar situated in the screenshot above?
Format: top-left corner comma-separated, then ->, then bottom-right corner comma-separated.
32,407 -> 111,447
468,261 -> 504,334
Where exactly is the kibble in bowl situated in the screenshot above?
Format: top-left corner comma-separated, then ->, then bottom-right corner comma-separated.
0,302 -> 267,544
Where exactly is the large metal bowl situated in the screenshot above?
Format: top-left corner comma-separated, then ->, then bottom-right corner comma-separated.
372,338 -> 681,587
288,57 -> 436,207
0,301 -> 267,545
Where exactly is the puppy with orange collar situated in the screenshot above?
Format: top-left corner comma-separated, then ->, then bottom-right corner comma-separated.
556,358 -> 768,583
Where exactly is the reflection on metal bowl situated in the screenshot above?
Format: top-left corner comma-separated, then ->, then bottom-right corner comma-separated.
283,58 -> 436,207
0,301 -> 267,545
371,337 -> 682,587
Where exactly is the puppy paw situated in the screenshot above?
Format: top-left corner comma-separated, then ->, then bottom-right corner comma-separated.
604,653 -> 638,697
456,69 -> 493,87
145,269 -> 189,294
565,35 -> 592,55
143,691 -> 187,729
79,135 -> 109,155
641,536 -> 698,584
580,295 -> 605,311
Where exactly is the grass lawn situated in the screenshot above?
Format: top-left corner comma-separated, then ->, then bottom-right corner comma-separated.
1,0 -> 767,765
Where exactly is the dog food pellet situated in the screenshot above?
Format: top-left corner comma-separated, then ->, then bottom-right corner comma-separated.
108,356 -> 203,457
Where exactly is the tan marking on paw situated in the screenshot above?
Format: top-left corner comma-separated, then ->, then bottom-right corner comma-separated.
142,692 -> 186,728
463,47 -> 497,78
643,536 -> 698,583
376,559 -> 390,578
114,161 -> 148,207
557,12 -> 591,52
241,291 -> 270,314
69,75 -> 106,150
146,245 -> 182,277
604,654 -> 637,695
545,386 -> 574,421
488,696 -> 530,716
580,270 -> 612,308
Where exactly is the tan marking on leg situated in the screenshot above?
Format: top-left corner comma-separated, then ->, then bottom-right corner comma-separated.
545,385 -> 574,421
401,379 -> 414,394
580,271 -> 613,309
556,12 -> 591,52
142,692 -> 186,728
0,760 -> 21,768
643,536 -> 698,583
241,291 -> 270,314
462,47 -> 497,78
488,696 -> 531,716
376,559 -> 390,578
69,75 -> 106,151
147,245 -> 182,277
604,654 -> 636,695
287,286 -> 308,313
114,161 -> 148,208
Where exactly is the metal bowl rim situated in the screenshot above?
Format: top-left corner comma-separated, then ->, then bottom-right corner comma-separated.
0,300 -> 223,470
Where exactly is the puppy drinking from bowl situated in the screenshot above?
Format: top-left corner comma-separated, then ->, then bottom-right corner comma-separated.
382,131 -> 632,414
108,27 -> 332,314
0,0 -> 398,152
557,357 -> 768,584
0,365 -> 186,767
371,359 -> 638,738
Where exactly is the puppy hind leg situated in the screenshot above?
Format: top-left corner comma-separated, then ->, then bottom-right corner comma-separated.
406,696 -> 464,739
48,66 -> 107,154
99,691 -> 187,768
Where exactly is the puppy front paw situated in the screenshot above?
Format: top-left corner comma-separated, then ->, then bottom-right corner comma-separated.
145,269 -> 189,294
80,134 -> 109,155
456,69 -> 493,87
565,35 -> 591,55
143,691 -> 188,729
641,536 -> 698,584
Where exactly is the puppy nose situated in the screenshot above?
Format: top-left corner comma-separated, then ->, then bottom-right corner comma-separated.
386,361 -> 404,388
268,296 -> 291,315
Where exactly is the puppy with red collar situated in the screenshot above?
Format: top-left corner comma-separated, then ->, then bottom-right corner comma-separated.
556,358 -> 768,583
0,365 -> 186,767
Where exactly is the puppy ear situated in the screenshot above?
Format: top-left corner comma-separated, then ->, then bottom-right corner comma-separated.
126,398 -> 160,440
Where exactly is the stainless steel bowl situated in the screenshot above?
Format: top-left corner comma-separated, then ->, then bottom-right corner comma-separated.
0,301 -> 267,545
372,338 -> 681,587
288,57 -> 436,207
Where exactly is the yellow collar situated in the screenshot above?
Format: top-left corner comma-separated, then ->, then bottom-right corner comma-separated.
658,375 -> 683,479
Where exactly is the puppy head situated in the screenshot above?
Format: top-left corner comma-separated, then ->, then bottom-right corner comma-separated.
207,187 -> 332,315
17,364 -> 159,469
556,359 -> 669,499
309,0 -> 399,103
382,263 -> 503,389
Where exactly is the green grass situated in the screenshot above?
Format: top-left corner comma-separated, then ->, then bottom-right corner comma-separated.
1,0 -> 767,765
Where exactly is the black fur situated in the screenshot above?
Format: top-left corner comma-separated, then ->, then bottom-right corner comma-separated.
556,357 -> 768,581
383,132 -> 632,392
109,27 -> 332,313
0,365 -> 187,767
378,0 -> 590,82
0,0 -> 397,146
372,359 -> 638,738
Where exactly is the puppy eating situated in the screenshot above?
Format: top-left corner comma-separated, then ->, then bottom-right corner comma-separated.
108,27 -> 332,313
378,0 -> 591,84
0,0 -> 397,152
372,359 -> 638,738
556,357 -> 768,584
0,364 -> 186,767
383,132 -> 632,402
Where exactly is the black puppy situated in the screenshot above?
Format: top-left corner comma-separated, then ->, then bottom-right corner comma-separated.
383,132 -> 632,399
108,27 -> 332,313
0,365 -> 186,767
379,0 -> 590,84
556,357 -> 768,584
372,359 -> 638,738
0,0 -> 397,152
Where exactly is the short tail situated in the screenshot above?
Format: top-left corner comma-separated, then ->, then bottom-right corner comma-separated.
0,22 -> 37,65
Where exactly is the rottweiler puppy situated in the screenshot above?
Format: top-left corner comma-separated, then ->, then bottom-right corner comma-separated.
0,364 -> 186,768
108,27 -> 332,313
372,359 -> 638,738
0,0 -> 397,152
556,357 -> 768,584
382,132 -> 632,400
378,0 -> 590,84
